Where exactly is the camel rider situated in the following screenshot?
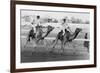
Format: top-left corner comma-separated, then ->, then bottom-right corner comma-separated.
61,18 -> 72,34
31,15 -> 42,39
31,15 -> 41,33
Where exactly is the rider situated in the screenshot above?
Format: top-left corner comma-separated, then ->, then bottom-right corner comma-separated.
31,15 -> 41,33
31,15 -> 42,39
61,17 -> 72,34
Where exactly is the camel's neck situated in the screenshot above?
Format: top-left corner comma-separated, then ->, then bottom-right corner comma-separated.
44,30 -> 51,37
42,30 -> 52,39
70,30 -> 80,40
73,31 -> 80,39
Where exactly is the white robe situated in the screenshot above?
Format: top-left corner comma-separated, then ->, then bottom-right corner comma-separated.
31,19 -> 41,33
60,22 -> 71,35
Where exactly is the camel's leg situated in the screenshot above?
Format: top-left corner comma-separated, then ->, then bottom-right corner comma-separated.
37,39 -> 46,47
50,38 -> 58,52
69,41 -> 77,48
62,40 -> 67,49
30,39 -> 36,54
24,40 -> 28,48
44,39 -> 48,47
39,39 -> 45,47
45,39 -> 50,47
85,45 -> 89,53
61,41 -> 63,51
67,41 -> 78,54
31,39 -> 38,54
24,37 -> 30,48
44,39 -> 51,51
88,48 -> 89,53
67,42 -> 71,47
32,39 -> 37,48
64,41 -> 71,49
64,41 -> 76,48
52,38 -> 58,48
87,48 -> 89,53
61,41 -> 65,55
38,39 -> 46,47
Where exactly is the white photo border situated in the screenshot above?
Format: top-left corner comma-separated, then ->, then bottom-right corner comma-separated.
15,4 -> 94,69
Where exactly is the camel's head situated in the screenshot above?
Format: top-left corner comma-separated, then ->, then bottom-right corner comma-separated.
75,28 -> 82,33
47,25 -> 54,32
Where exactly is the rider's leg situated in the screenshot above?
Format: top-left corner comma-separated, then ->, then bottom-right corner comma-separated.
61,41 -> 65,55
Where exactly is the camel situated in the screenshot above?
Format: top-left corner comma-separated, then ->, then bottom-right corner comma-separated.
24,27 -> 36,48
36,25 -> 54,43
24,25 -> 54,48
35,25 -> 54,47
52,28 -> 82,52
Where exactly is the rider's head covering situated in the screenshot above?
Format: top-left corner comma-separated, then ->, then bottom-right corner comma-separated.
37,15 -> 40,19
62,16 -> 69,23
62,18 -> 66,23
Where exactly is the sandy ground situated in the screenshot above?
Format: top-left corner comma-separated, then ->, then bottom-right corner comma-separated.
21,38 -> 89,63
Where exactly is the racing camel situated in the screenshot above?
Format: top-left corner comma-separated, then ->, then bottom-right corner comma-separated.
52,28 -> 82,53
24,25 -> 54,48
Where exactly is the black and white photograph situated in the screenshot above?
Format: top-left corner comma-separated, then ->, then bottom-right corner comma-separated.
21,9 -> 90,63
11,1 -> 96,72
